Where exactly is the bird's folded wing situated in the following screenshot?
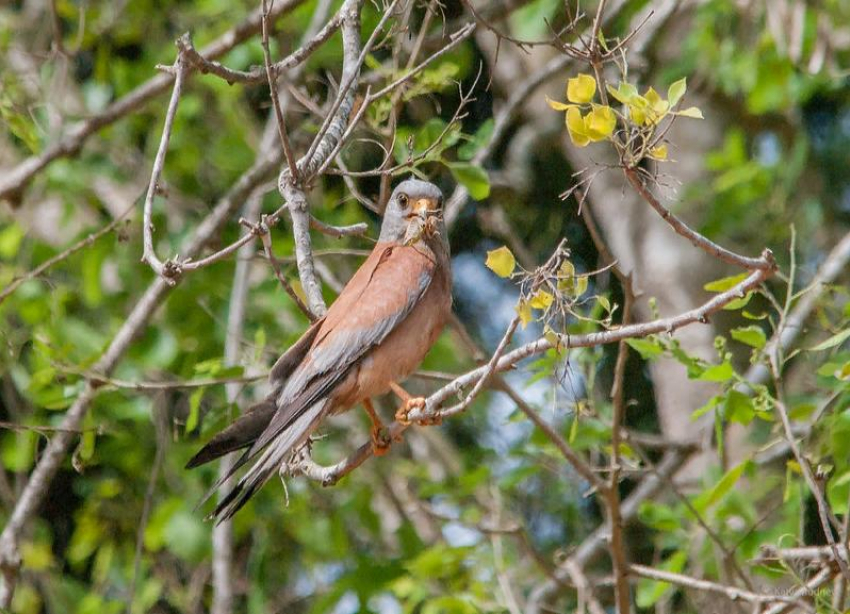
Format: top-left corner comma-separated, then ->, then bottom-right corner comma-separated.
247,244 -> 437,456
219,244 -> 437,482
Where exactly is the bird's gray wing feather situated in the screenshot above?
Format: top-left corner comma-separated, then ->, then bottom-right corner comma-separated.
209,249 -> 436,518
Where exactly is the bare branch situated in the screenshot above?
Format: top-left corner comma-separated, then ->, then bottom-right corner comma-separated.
628,564 -> 805,608
261,0 -> 298,179
309,216 -> 369,238
141,47 -> 191,281
624,167 -> 774,271
286,263 -> 771,490
258,219 -> 316,321
527,449 -> 694,614
496,383 -> 606,493
278,0 -> 368,317
606,275 -> 633,614
744,229 -> 850,388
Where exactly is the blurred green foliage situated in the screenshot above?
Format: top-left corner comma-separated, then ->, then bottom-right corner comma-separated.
1,0 -> 849,613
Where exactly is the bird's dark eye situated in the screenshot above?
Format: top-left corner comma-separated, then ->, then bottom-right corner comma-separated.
397,193 -> 409,208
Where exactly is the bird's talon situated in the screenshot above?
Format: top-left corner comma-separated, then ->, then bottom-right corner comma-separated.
395,397 -> 431,426
371,426 -> 392,456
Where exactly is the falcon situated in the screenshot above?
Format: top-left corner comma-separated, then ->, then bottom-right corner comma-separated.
187,179 -> 452,521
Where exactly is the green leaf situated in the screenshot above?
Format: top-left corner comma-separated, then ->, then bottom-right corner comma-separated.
704,273 -> 748,292
724,390 -> 755,425
448,163 -> 490,200
485,246 -> 516,278
0,223 -> 24,259
636,550 -> 688,607
692,395 -> 722,420
788,403 -> 816,421
667,77 -> 687,107
638,501 -> 680,532
422,596 -> 478,614
626,338 -> 664,360
457,119 -> 494,160
693,460 -> 752,514
696,361 -> 734,382
186,387 -> 206,433
730,325 -> 767,349
809,328 -> 850,352
828,470 -> 850,515
723,292 -> 754,311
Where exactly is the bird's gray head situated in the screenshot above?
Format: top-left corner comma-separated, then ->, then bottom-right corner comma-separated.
379,179 -> 446,245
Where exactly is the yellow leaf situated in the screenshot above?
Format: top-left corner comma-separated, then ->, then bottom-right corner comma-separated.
574,275 -> 589,297
546,96 -> 572,111
485,246 -> 516,278
606,82 -> 637,104
649,144 -> 668,160
565,106 -> 590,147
627,95 -> 649,125
644,87 -> 669,114
21,542 -> 54,571
584,105 -> 616,141
544,325 -> 560,346
643,87 -> 669,124
529,289 -> 554,310
556,261 -> 588,297
567,74 -> 597,104
677,106 -> 704,119
667,77 -> 687,107
291,279 -> 307,304
516,299 -> 533,329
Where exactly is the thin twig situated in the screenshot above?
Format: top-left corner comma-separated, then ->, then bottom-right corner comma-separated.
258,219 -> 316,321
628,564 -> 803,608
607,274 -> 633,614
141,48 -> 190,282
0,204 -> 133,305
261,0 -> 298,179
624,167 -> 773,271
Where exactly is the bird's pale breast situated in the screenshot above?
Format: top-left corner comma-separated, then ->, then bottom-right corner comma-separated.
331,257 -> 451,411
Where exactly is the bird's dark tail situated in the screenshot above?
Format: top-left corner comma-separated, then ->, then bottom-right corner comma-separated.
185,398 -> 277,469
210,399 -> 328,523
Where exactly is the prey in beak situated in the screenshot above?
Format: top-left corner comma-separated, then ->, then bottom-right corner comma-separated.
407,197 -> 441,220
403,197 -> 443,245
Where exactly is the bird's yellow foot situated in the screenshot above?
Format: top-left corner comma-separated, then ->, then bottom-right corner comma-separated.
395,396 -> 427,426
371,425 -> 392,456
363,398 -> 392,456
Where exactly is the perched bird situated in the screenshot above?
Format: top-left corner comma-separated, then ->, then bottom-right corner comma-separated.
187,179 -> 452,521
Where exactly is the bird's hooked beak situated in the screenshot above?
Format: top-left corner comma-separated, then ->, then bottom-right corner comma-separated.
408,197 -> 440,221
402,197 -> 443,245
